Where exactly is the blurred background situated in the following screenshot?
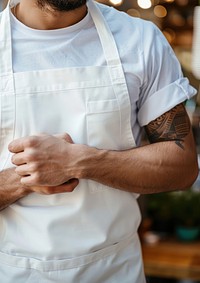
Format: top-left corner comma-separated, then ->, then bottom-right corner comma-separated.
1,0 -> 200,282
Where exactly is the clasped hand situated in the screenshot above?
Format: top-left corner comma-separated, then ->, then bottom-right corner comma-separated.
8,133 -> 79,194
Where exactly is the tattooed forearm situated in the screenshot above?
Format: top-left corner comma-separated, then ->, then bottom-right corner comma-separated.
145,104 -> 190,150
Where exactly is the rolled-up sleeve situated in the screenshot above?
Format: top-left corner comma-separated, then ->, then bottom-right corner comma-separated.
137,21 -> 197,127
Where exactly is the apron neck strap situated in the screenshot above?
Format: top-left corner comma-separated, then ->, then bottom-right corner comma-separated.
0,3 -> 13,74
87,0 -> 122,67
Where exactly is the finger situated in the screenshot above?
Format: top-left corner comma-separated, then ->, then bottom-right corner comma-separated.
61,179 -> 79,191
15,164 -> 30,176
27,179 -> 79,194
20,175 -> 36,186
8,138 -> 25,153
47,179 -> 79,193
11,152 -> 27,165
44,180 -> 79,194
8,136 -> 38,153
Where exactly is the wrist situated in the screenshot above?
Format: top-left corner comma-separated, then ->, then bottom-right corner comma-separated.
73,144 -> 107,180
18,184 -> 32,196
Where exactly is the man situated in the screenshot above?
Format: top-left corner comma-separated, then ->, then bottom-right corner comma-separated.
0,0 -> 198,282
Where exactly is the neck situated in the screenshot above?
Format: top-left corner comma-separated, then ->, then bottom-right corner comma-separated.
12,1 -> 88,30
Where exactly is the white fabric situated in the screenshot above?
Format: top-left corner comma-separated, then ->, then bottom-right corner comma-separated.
10,1 -> 196,143
0,1 -> 146,282
0,234 -> 145,283
0,0 -> 196,282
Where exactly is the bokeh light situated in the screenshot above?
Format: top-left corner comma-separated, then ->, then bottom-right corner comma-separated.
127,8 -> 141,18
137,0 -> 152,9
154,5 -> 167,18
109,0 -> 123,6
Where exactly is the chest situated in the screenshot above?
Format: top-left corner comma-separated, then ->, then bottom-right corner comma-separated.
12,26 -> 106,72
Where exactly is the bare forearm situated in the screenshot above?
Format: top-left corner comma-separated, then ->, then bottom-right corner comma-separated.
78,130 -> 198,194
0,168 -> 30,210
9,105 -> 198,193
0,166 -> 79,210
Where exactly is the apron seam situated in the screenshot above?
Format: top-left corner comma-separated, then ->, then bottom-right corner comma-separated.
13,85 -> 115,95
0,233 -> 137,271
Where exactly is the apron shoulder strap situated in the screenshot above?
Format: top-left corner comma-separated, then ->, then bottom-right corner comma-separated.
0,5 -> 13,75
88,0 -> 122,66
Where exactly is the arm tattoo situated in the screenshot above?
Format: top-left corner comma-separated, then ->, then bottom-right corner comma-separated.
145,104 -> 190,150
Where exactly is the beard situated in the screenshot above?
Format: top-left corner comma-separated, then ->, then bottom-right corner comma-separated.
37,0 -> 87,11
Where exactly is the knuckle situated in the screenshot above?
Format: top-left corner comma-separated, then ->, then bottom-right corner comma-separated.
33,172 -> 41,183
24,136 -> 37,148
28,162 -> 38,172
20,178 -> 29,186
25,153 -> 32,162
15,166 -> 20,174
25,150 -> 37,162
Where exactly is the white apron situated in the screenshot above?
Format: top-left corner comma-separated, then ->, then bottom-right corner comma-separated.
0,1 -> 145,282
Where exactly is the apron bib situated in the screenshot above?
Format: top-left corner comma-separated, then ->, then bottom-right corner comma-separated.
0,1 -> 145,282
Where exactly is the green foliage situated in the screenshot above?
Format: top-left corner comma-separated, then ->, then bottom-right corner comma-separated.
170,189 -> 200,227
146,189 -> 200,228
146,192 -> 173,220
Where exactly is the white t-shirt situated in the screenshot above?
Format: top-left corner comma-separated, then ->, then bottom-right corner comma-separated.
10,1 -> 196,145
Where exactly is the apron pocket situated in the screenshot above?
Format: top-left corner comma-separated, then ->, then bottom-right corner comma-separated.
0,234 -> 145,283
86,99 -> 121,150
